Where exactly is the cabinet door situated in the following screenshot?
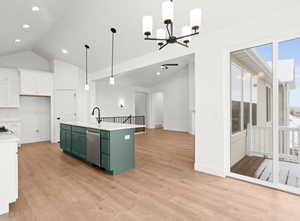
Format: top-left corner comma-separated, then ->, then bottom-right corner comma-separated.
36,73 -> 53,96
71,132 -> 86,159
20,72 -> 37,95
0,79 -> 9,107
61,129 -> 71,152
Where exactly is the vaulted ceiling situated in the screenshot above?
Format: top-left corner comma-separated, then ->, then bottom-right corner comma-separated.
1,0 -> 299,72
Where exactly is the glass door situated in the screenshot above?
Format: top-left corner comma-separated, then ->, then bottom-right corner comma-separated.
277,38 -> 300,189
230,43 -> 274,183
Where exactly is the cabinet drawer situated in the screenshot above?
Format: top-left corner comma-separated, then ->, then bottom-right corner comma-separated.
72,126 -> 86,134
101,138 -> 110,154
101,153 -> 110,169
61,124 -> 71,131
100,130 -> 110,139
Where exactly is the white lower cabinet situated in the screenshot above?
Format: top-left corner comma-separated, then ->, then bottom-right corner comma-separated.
0,140 -> 18,215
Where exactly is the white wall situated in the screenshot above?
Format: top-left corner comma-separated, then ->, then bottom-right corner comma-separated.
95,81 -> 135,118
0,51 -> 50,71
51,60 -> 88,142
150,92 -> 164,128
135,92 -> 149,126
151,66 -> 189,132
20,96 -> 51,143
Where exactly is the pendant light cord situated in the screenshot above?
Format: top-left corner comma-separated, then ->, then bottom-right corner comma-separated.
84,44 -> 90,85
86,47 -> 88,84
111,31 -> 114,78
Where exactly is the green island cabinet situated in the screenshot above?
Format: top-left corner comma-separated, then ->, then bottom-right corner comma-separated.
60,123 -> 135,175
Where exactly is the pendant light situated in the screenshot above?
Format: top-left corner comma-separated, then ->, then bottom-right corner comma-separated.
109,28 -> 117,85
84,44 -> 90,91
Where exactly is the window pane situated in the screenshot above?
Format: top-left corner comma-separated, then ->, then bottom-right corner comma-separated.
231,43 -> 273,183
231,63 -> 242,133
232,101 -> 241,133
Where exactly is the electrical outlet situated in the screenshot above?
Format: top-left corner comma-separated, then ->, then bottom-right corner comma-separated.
124,135 -> 130,140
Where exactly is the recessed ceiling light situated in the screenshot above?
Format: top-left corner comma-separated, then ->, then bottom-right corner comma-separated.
61,49 -> 69,54
15,39 -> 21,43
156,72 -> 161,76
32,6 -> 40,12
22,24 -> 30,29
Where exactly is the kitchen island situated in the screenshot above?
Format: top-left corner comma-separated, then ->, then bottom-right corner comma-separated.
60,122 -> 142,175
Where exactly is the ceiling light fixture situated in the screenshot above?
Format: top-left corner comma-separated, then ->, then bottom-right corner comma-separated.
15,39 -> 21,43
109,28 -> 117,85
61,49 -> 69,54
32,6 -> 40,12
143,0 -> 201,50
22,24 -> 30,29
84,44 -> 90,91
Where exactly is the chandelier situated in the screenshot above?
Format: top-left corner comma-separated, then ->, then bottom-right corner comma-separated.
143,0 -> 202,50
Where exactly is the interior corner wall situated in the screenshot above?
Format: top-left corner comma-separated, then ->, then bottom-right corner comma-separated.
151,66 -> 189,132
0,51 -> 50,71
194,7 -> 300,177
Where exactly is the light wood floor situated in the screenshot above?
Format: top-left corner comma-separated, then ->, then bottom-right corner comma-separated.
1,129 -> 300,221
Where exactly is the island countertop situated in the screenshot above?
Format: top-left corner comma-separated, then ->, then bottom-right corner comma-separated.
61,121 -> 144,131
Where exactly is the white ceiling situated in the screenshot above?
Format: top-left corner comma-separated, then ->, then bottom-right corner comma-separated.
1,0 -> 299,72
0,0 -> 73,56
96,54 -> 193,88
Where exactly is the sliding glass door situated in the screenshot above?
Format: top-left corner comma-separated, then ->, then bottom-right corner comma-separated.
230,43 -> 274,183
277,38 -> 300,189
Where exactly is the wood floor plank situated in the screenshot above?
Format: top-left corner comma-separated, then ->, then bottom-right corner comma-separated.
0,129 -> 300,221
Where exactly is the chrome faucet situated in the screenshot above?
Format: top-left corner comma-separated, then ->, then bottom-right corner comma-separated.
92,107 -> 102,124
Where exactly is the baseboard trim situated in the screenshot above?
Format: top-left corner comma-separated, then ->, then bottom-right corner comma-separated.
21,137 -> 50,144
194,163 -> 225,178
0,201 -> 9,215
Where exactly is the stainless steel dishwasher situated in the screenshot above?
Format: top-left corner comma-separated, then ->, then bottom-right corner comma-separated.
86,129 -> 101,167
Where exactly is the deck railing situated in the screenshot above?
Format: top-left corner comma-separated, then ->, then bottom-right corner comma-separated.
247,125 -> 300,162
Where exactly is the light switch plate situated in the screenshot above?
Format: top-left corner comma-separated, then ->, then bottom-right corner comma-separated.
124,135 -> 130,140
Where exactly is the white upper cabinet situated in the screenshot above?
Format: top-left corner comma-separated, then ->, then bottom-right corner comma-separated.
20,69 -> 53,96
0,68 -> 20,108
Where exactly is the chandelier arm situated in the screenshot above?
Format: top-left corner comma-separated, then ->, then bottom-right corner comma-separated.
144,37 -> 167,41
175,32 -> 199,40
176,41 -> 188,48
159,42 -> 169,50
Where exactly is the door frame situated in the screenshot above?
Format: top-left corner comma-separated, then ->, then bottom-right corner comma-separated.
224,32 -> 300,195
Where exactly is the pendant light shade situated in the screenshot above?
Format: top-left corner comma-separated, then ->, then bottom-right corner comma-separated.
181,26 -> 192,43
162,0 -> 174,24
84,44 -> 90,91
109,76 -> 115,85
156,28 -> 166,46
143,16 -> 153,36
190,8 -> 202,31
109,28 -> 117,85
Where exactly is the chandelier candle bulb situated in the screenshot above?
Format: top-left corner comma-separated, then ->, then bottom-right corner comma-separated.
182,26 -> 192,44
143,16 -> 153,36
190,8 -> 202,31
162,1 -> 174,24
156,29 -> 166,46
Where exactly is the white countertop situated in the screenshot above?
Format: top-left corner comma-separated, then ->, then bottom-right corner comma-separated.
0,132 -> 20,143
61,121 -> 145,131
